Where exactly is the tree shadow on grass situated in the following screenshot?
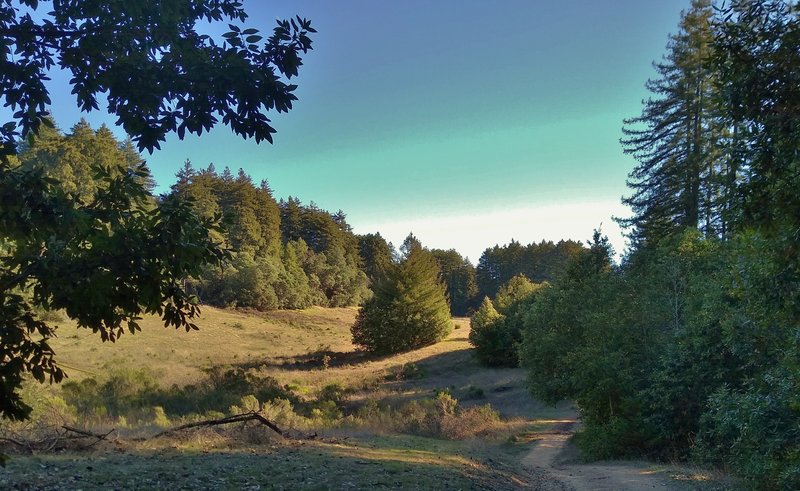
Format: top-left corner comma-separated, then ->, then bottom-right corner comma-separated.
343,347 -> 570,420
230,348 -> 393,371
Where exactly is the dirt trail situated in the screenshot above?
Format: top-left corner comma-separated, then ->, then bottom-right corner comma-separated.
521,420 -> 694,491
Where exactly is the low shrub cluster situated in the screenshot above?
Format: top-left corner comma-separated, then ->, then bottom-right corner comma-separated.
354,391 -> 500,440
58,366 -> 299,428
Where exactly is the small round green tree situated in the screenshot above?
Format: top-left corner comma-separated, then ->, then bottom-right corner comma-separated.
468,297 -> 506,365
470,297 -> 503,334
351,239 -> 452,355
493,273 -> 539,311
470,276 -> 548,367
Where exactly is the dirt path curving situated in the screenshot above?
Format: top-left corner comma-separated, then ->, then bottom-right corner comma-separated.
521,420 -> 696,491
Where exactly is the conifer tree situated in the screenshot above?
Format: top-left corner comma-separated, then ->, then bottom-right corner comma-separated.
351,236 -> 452,354
470,297 -> 503,334
620,0 -> 725,244
468,296 -> 507,366
431,248 -> 478,317
493,274 -> 539,312
358,232 -> 395,284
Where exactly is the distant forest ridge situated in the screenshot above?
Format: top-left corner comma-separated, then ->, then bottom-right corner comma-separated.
16,118 -> 585,316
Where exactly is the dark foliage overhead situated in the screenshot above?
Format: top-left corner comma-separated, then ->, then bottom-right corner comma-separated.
0,0 -> 315,154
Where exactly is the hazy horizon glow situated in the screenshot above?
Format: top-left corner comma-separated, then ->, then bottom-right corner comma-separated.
38,0 -> 691,262
351,200 -> 631,263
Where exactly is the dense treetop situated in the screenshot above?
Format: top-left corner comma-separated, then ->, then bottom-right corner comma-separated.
352,235 -> 452,355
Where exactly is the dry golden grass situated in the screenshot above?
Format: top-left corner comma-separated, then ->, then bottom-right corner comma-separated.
47,307 -> 569,425
7,308 -> 555,489
51,310 -> 491,397
49,306 -> 359,387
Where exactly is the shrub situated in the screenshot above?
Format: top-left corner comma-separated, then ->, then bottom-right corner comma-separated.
354,392 -> 500,440
229,394 -> 261,414
694,369 -> 800,490
61,367 -> 160,423
260,398 -> 302,427
319,383 -> 349,405
396,363 -> 426,380
59,366 -> 301,427
463,385 -> 485,400
440,404 -> 500,440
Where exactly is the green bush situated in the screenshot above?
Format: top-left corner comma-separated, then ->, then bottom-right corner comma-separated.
694,367 -> 800,490
470,280 -> 546,367
319,383 -> 349,405
160,367 -> 298,416
571,416 -> 652,461
463,385 -> 485,400
59,366 -> 301,427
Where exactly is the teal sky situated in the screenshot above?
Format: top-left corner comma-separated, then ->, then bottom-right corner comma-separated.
45,0 -> 691,260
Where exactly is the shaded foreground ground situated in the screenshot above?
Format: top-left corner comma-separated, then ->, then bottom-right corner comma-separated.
1,308 -> 735,490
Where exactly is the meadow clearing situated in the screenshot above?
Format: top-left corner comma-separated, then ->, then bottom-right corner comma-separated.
1,307 -> 734,490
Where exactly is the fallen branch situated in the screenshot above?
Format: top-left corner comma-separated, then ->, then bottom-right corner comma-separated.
61,426 -> 117,448
0,436 -> 32,452
151,412 -> 284,439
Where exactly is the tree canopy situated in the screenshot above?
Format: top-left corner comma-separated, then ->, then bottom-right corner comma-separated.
0,1 -> 316,422
515,3 -> 800,487
0,0 -> 315,154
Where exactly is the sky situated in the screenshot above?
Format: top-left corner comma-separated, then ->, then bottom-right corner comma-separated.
43,0 -> 692,262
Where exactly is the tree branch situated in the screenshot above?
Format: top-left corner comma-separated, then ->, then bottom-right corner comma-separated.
151,412 -> 284,439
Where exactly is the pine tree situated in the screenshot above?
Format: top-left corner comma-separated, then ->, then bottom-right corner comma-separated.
18,119 -> 157,204
468,296 -> 507,366
358,232 -> 395,284
351,237 -> 452,354
431,248 -> 478,317
713,0 -> 800,236
620,0 -> 726,245
470,297 -> 503,333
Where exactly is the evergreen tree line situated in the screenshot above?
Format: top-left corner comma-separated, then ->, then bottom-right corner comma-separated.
13,119 -> 156,198
469,2 -> 800,488
170,161 -> 371,310
359,234 -> 583,318
475,239 -> 584,300
15,123 -> 584,319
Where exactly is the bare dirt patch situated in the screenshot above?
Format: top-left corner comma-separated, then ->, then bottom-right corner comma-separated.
521,419 -> 727,491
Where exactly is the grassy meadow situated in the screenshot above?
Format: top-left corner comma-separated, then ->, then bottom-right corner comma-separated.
1,307 -> 730,490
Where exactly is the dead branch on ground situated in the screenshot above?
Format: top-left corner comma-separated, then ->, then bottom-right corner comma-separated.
151,412 -> 284,439
62,426 -> 118,448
